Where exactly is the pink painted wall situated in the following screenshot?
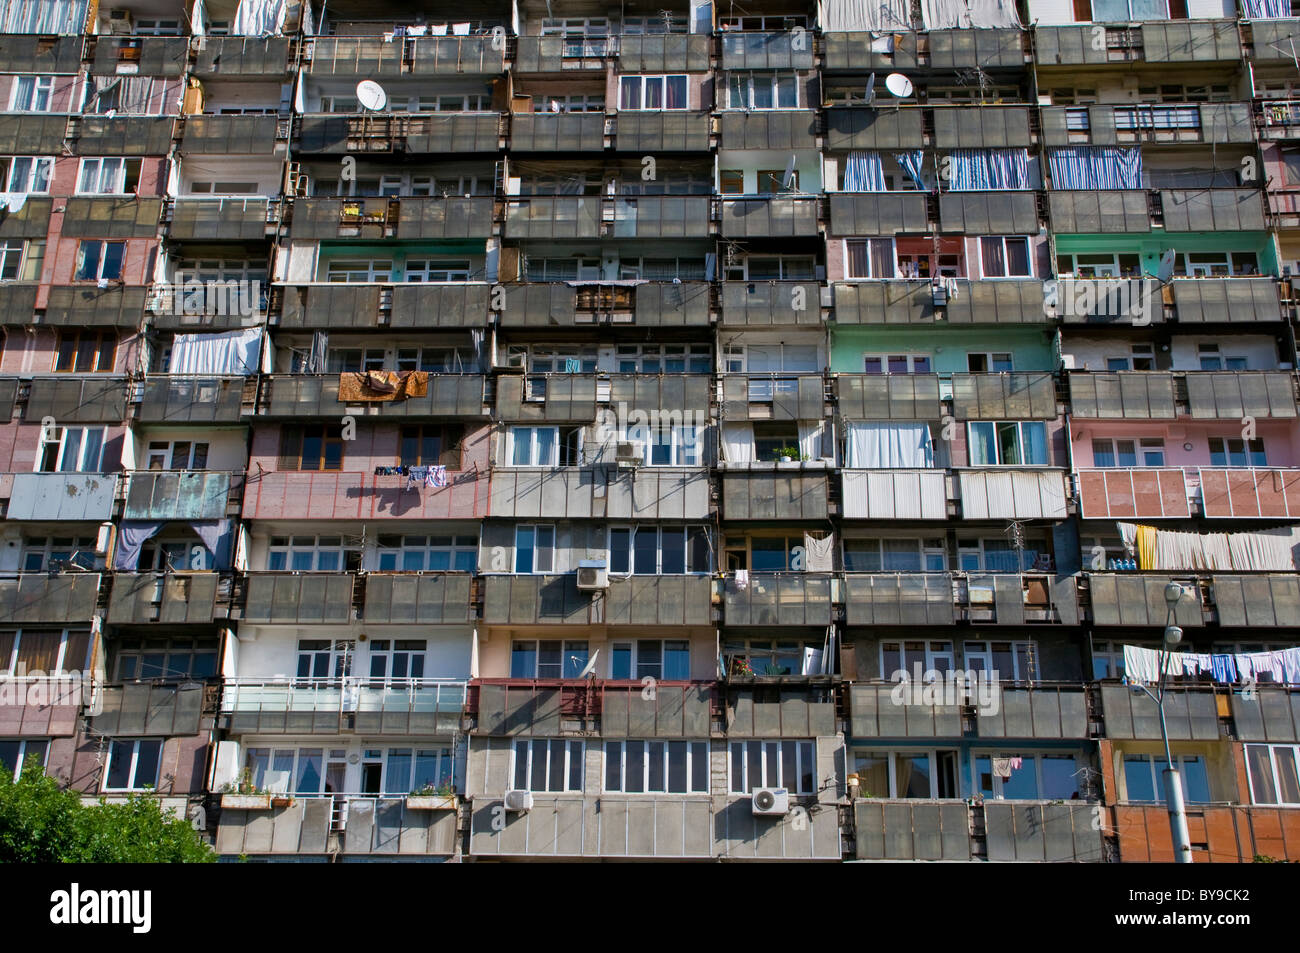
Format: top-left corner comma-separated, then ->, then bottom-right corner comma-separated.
1069,418 -> 1300,468
0,327 -> 140,374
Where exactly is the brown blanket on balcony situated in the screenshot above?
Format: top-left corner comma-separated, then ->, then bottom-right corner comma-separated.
338,370 -> 429,402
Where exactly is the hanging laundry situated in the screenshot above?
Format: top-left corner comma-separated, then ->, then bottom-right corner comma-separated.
1282,647 -> 1300,685
1008,757 -> 1023,771
733,569 -> 749,591
426,465 -> 448,488
338,370 -> 429,403
406,466 -> 429,490
1210,654 -> 1238,684
991,758 -> 1014,779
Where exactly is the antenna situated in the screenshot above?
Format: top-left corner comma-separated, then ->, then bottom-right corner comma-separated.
578,649 -> 600,679
863,72 -> 877,106
1156,248 -> 1176,284
781,154 -> 797,191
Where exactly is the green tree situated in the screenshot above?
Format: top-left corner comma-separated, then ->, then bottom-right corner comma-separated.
0,758 -> 214,863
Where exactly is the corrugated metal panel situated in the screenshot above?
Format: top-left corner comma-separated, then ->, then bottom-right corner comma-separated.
509,112 -> 605,151
125,470 -> 231,520
1160,189 -> 1266,231
837,373 -> 943,419
1049,190 -> 1151,233
0,574 -> 101,624
842,470 -> 947,520
721,473 -> 829,520
614,111 -> 711,152
843,573 -> 955,625
194,37 -> 292,77
6,473 -> 118,520
855,801 -> 971,860
72,117 -> 176,156
25,376 -> 129,422
719,111 -> 818,151
1067,372 -> 1177,419
825,106 -> 925,150
242,573 -> 355,624
938,192 -> 1038,233
723,573 -> 832,626
958,470 -> 1068,520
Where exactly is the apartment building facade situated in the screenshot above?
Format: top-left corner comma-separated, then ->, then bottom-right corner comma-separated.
0,0 -> 1297,862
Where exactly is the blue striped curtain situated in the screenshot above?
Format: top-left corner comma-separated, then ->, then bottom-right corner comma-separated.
1049,146 -> 1142,190
948,148 -> 1031,191
1243,0 -> 1289,18
894,151 -> 926,190
843,151 -> 887,192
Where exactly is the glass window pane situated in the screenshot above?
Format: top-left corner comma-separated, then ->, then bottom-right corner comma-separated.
1125,756 -> 1156,801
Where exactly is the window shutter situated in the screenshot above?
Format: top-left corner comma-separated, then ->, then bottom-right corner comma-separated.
1168,0 -> 1188,18
62,630 -> 90,672
278,425 -> 303,470
1072,0 -> 1092,21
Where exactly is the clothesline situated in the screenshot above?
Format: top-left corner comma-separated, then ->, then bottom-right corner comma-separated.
1122,644 -> 1300,686
373,465 -> 448,490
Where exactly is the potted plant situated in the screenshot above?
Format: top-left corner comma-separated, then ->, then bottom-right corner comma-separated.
729,657 -> 756,679
774,447 -> 804,464
219,769 -> 274,810
406,781 -> 459,811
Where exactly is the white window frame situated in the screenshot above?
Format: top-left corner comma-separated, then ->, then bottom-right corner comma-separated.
9,75 -> 53,113
973,751 -> 1086,800
509,426 -> 563,467
404,259 -> 471,282
967,352 -> 1014,373
961,640 -> 1039,681
366,641 -> 428,683
37,425 -> 107,473
967,421 -> 1049,467
603,740 -> 710,794
294,639 -> 355,679
725,71 -> 799,110
20,536 -> 97,572
610,639 -> 691,680
1208,436 -> 1267,467
879,639 -> 957,678
511,739 -> 584,793
325,259 -> 393,283
728,740 -> 816,794
1244,744 -> 1300,807
607,525 -> 709,575
1196,342 -> 1249,372
844,538 -> 947,573
0,739 -> 49,781
862,352 -> 932,375
514,524 -> 556,573
374,534 -> 477,572
145,439 -> 210,471
843,238 -> 899,280
1089,437 -> 1165,468
979,236 -> 1033,278
2,156 -> 53,193
76,158 -> 138,196
510,639 -> 590,678
1121,753 -> 1211,804
853,748 -> 961,799
102,739 -> 163,792
618,74 -> 688,111
267,536 -> 360,572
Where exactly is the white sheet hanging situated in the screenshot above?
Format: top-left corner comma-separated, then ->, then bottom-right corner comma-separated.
804,532 -> 835,572
817,0 -> 911,32
169,328 -> 263,375
721,422 -> 755,464
920,0 -> 1021,29
232,0 -> 288,36
845,422 -> 933,468
797,420 -> 824,461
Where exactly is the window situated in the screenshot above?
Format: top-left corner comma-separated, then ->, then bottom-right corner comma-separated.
723,639 -> 823,676
618,75 -> 688,110
1208,437 -> 1266,467
605,741 -> 709,793
20,537 -> 98,572
980,237 -> 1032,278
615,343 -> 711,374
611,640 -> 690,680
513,739 -> 584,792
967,352 -> 1014,373
719,168 -> 744,194
957,540 -> 1047,573
1090,438 -> 1165,467
145,440 -> 209,471
279,425 -> 344,471
1,156 -> 53,193
725,256 -> 816,281
54,331 -> 116,373
0,629 -> 90,675
1245,744 -> 1300,806
0,238 -> 43,281
509,426 -> 581,467
967,422 -> 1048,466
37,426 -> 106,473
325,259 -> 393,283
76,158 -> 141,195
881,640 -> 956,678
268,537 -> 361,572
1175,251 -> 1258,278
405,259 -> 471,282
533,94 -> 605,113
367,640 -> 426,683
514,525 -> 555,573
104,739 -> 163,791
1123,754 -> 1211,804
726,72 -> 798,109
9,76 -> 53,112
0,739 -> 48,781
722,533 -> 809,571
295,639 -> 355,679
1056,252 -> 1142,278
73,241 -> 125,281
399,425 -> 462,469
844,239 -> 897,279
845,538 -> 947,572
757,168 -> 797,193
1091,639 -> 1128,679
243,747 -> 345,795
113,637 -> 217,681
863,353 -> 932,375
525,257 -> 601,281
1197,343 -> 1248,371
855,750 -> 960,798
975,753 -> 1083,800
511,640 -> 589,678
381,747 -> 454,795
628,425 -> 703,467
325,348 -> 385,373
608,526 -> 710,575
375,535 -> 476,572
729,740 -> 816,794
1105,344 -> 1155,371
1089,0 -> 1170,21
963,640 -> 1039,680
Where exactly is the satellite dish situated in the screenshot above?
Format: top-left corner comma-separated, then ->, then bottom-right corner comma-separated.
1156,248 -> 1176,283
578,650 -> 600,679
781,154 -> 797,190
355,80 -> 388,112
863,72 -> 876,106
885,73 -> 914,99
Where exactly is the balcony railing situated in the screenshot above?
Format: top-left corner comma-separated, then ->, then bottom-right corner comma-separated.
137,375 -> 248,423
847,682 -> 1091,740
466,679 -> 716,736
4,472 -> 119,521
842,572 -> 1076,626
1067,371 -> 1298,420
1076,467 -> 1300,520
223,677 -> 468,735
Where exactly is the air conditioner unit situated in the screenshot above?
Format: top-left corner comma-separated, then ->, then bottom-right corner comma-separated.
751,788 -> 789,816
615,442 -> 641,468
576,560 -> 609,590
108,9 -> 134,33
503,790 -> 533,812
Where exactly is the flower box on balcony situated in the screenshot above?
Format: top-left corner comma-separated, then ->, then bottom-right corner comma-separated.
405,794 -> 459,811
271,796 -> 295,807
221,793 -> 273,810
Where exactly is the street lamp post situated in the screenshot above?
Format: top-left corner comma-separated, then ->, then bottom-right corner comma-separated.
1130,581 -> 1194,863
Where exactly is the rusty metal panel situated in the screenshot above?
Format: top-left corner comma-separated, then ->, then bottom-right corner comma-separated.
362,573 -> 472,624
92,36 -> 187,74
7,473 -> 117,521
242,573 -> 354,624
0,116 -> 68,155
279,285 -> 380,329
509,112 -> 604,151
844,573 -> 955,625
939,192 -> 1038,233
194,37 -> 292,77
951,372 -> 1056,419
171,198 -> 268,241
139,376 -> 245,423
72,117 -> 176,155
615,111 -> 711,152
618,33 -> 711,71
1049,190 -> 1151,233
125,471 -> 230,520
723,573 -> 832,626
825,107 -> 925,150
409,36 -> 506,73
25,376 -> 128,422
722,473 -> 829,520
391,283 -> 490,328
719,111 -> 817,151
0,574 -> 101,624
396,197 -> 494,239
836,373 -> 942,419
828,192 -> 928,235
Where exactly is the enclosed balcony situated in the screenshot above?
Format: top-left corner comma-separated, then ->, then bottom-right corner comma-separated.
720,31 -> 815,70
69,116 -> 177,155
136,376 -> 249,423
222,678 -> 468,735
494,373 -> 710,421
296,113 -> 502,154
847,682 -> 1091,740
259,374 -> 489,418
509,112 -> 605,151
854,800 -> 1104,862
842,572 -> 1078,626
0,116 -> 68,155
498,282 -> 710,328
487,468 -> 710,520
835,374 -> 942,421
718,111 -> 818,151
722,572 -> 833,627
612,111 -> 711,152
0,35 -> 84,73
720,374 -> 826,420
106,572 -> 229,625
827,192 -> 929,236
721,472 -> 830,520
1076,467 -> 1300,520
277,283 -> 491,330
0,574 -> 102,625
193,36 -> 294,79
1034,21 -> 1241,66
3,473 -> 119,521
481,574 -> 713,626
243,471 -> 488,521
718,196 -> 820,238
466,679 -> 715,736
239,573 -> 357,625
88,682 -> 207,738
306,34 -> 506,75
1049,189 -> 1267,233
24,377 -> 129,423
825,107 -> 926,152
617,33 -> 711,72
832,279 -> 1049,325
169,197 -> 276,241
288,196 -> 495,241
1067,371 -> 1298,420
822,28 -> 1025,71
720,281 -> 823,327
215,795 -> 459,858
40,286 -> 149,328
90,35 -> 188,75
1040,103 -> 1254,148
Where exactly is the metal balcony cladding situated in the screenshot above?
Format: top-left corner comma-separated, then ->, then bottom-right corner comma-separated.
0,0 -> 1299,864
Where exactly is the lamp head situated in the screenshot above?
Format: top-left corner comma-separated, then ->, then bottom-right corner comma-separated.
1163,582 -> 1186,609
1163,624 -> 1183,648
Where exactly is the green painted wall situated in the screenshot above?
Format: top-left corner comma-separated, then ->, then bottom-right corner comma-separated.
829,327 -> 1056,373
1053,232 -> 1279,276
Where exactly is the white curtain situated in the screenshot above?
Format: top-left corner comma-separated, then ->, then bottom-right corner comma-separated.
721,422 -> 754,464
191,0 -> 206,35
0,0 -> 88,33
804,533 -> 835,572
798,420 -> 824,461
845,422 -> 933,469
1116,522 -> 1298,572
169,329 -> 263,376
232,0 -> 288,36
817,0 -> 911,31
920,0 -> 1021,28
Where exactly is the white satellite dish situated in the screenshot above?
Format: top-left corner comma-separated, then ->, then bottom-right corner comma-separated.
578,650 -> 600,679
885,73 -> 914,99
863,72 -> 876,106
356,80 -> 388,112
781,154 -> 797,190
1156,248 -> 1176,283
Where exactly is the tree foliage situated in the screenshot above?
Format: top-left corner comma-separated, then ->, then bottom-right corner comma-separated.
0,759 -> 214,863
